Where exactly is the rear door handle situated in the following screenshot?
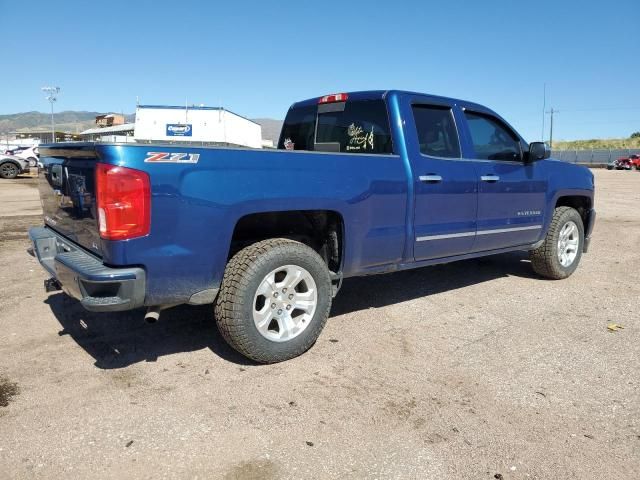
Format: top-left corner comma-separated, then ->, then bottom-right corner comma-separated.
419,175 -> 442,183
480,175 -> 500,182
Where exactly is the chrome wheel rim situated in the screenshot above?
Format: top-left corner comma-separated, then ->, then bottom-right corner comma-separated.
253,265 -> 317,342
557,221 -> 579,267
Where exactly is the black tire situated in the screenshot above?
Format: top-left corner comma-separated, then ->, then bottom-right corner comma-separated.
27,157 -> 38,168
214,238 -> 332,363
529,206 -> 584,279
606,165 -> 614,170
0,162 -> 19,179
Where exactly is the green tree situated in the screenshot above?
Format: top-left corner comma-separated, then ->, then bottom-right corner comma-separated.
631,131 -> 640,139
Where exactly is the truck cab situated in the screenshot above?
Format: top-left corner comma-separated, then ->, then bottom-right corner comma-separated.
280,91 -> 595,264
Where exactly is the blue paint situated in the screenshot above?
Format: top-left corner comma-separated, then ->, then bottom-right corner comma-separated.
36,90 -> 595,307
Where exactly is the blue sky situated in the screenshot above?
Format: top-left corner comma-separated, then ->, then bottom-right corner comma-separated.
1,0 -> 638,141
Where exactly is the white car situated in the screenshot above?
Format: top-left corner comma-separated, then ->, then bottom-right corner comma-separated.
6,145 -> 39,167
0,154 -> 30,179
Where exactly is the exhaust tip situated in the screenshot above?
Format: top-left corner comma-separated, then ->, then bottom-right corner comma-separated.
144,307 -> 162,323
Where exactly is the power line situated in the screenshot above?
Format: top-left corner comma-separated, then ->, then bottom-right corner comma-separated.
560,119 -> 640,126
555,106 -> 640,113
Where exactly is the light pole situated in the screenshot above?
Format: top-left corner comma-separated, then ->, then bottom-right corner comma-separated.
42,86 -> 60,143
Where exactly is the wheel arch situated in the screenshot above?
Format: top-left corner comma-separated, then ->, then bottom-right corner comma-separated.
228,209 -> 345,275
554,194 -> 592,232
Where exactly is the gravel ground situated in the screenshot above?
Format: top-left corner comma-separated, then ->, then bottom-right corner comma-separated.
0,169 -> 638,479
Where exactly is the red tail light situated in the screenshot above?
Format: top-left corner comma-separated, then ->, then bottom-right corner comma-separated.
96,163 -> 150,240
318,93 -> 348,104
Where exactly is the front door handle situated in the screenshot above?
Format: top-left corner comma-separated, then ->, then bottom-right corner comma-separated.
480,174 -> 500,182
419,175 -> 442,183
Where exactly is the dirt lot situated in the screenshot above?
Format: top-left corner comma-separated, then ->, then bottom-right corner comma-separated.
0,170 -> 638,479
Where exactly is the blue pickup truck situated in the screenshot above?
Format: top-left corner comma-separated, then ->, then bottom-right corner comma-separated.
30,90 -> 595,363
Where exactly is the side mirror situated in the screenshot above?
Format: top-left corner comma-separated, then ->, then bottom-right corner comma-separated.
528,142 -> 551,162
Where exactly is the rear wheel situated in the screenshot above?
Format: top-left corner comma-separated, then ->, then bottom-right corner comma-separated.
215,238 -> 332,363
529,206 -> 584,279
0,162 -> 18,179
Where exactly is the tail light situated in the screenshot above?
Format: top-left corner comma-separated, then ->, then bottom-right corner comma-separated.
96,163 -> 150,240
318,93 -> 348,104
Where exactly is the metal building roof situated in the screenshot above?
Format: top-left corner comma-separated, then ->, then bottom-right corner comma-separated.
80,123 -> 136,135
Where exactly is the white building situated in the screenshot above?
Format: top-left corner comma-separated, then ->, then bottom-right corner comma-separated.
80,123 -> 135,143
133,105 -> 262,148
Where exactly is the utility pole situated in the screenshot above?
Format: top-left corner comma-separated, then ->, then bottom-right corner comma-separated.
546,107 -> 558,149
41,86 -> 60,143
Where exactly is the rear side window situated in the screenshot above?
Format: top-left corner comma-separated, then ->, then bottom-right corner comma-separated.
278,104 -> 316,151
464,111 -> 522,161
412,105 -> 460,158
278,100 -> 393,154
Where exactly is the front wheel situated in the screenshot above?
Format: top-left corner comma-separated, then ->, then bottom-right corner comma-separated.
0,162 -> 19,179
529,206 -> 585,279
215,238 -> 332,363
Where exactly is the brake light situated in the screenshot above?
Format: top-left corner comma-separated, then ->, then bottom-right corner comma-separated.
95,163 -> 150,240
318,93 -> 348,104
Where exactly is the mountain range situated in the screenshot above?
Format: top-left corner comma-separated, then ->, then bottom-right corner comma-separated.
0,111 -> 284,144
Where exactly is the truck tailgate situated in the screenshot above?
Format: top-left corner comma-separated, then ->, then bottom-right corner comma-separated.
38,144 -> 102,256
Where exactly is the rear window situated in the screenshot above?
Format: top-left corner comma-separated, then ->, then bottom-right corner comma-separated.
278,99 -> 393,154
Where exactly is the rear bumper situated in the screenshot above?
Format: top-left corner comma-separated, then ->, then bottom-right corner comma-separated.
29,226 -> 145,312
583,208 -> 596,253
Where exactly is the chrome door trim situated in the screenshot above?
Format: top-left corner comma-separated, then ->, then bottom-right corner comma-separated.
416,224 -> 542,242
416,231 -> 475,242
476,225 -> 542,236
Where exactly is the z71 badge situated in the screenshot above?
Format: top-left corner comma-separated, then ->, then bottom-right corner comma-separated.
144,152 -> 200,163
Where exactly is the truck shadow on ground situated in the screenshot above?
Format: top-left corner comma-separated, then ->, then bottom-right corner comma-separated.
331,251 -> 537,316
46,251 -> 537,369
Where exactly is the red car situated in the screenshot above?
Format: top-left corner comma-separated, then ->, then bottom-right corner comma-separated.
608,155 -> 639,170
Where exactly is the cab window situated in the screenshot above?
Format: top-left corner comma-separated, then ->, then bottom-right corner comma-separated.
464,111 -> 522,161
412,105 -> 460,158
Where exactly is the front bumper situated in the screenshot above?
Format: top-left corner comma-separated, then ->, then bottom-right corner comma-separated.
29,226 -> 146,312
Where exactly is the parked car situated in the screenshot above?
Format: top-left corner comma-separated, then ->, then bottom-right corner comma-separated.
29,90 -> 596,363
6,145 -> 39,167
607,157 -> 633,170
0,154 -> 30,179
628,154 -> 640,170
1,144 -> 18,154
